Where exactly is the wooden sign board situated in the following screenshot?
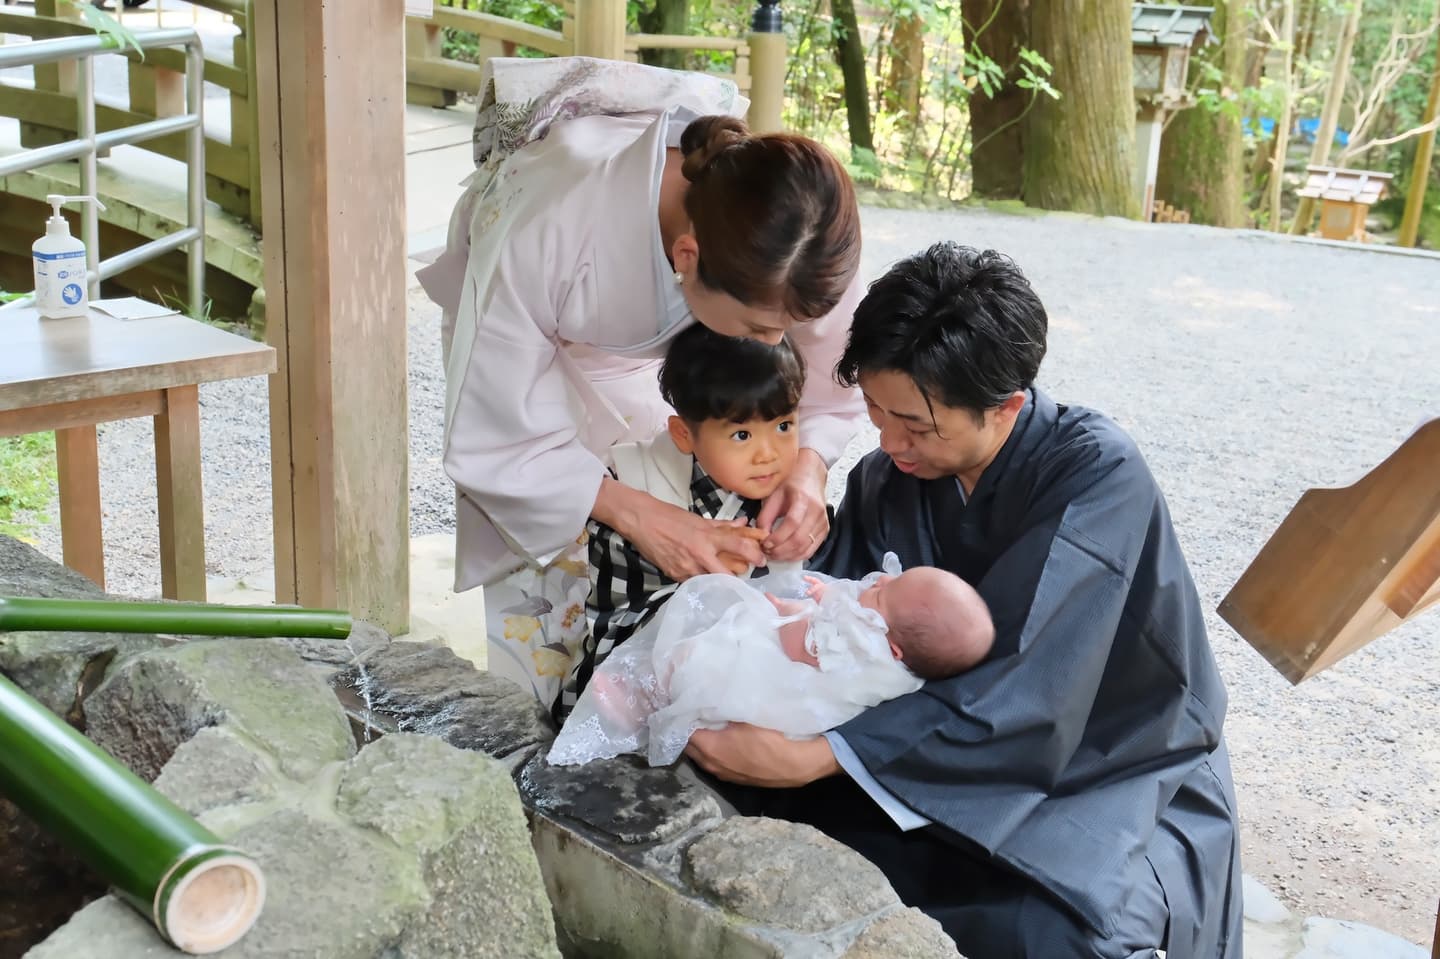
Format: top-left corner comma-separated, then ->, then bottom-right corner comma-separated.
1218,418 -> 1440,683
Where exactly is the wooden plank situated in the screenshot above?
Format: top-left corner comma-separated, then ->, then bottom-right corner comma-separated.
154,384 -> 207,601
429,5 -> 571,55
0,390 -> 164,437
0,307 -> 275,412
1219,418 -> 1440,682
406,58 -> 483,96
627,32 -> 748,51
254,0 -> 410,634
54,424 -> 104,590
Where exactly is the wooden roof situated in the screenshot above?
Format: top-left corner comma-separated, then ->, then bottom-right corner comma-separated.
1132,4 -> 1214,48
1295,165 -> 1394,205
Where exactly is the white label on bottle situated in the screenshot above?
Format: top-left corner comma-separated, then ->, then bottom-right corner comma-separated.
33,250 -> 85,261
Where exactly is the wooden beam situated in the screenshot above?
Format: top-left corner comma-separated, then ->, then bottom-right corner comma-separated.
54,425 -> 104,591
154,385 -> 207,602
252,0 -> 410,633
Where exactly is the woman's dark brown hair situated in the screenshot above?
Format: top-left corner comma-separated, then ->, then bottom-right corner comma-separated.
679,115 -> 860,321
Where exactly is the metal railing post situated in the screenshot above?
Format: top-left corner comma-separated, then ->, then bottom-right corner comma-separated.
0,29 -> 206,315
77,54 -> 99,300
185,37 -> 206,319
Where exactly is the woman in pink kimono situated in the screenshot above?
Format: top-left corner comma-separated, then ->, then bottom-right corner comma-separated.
417,57 -> 867,705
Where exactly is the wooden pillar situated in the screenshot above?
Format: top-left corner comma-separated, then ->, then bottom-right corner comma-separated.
575,0 -> 626,61
252,0 -> 411,633
747,0 -> 786,134
1134,105 -> 1165,221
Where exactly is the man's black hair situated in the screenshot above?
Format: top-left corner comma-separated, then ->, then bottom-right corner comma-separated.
659,324 -> 805,424
836,242 -> 1048,416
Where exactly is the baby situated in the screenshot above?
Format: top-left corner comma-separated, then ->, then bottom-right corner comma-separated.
548,554 -> 994,767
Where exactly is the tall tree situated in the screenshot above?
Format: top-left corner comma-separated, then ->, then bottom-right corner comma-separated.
887,7 -> 927,126
965,0 -> 1030,198
1023,0 -> 1138,216
637,0 -> 690,70
1398,24 -> 1440,247
1156,0 -> 1248,226
1290,0 -> 1364,233
832,0 -> 876,155
1266,0 -> 1298,230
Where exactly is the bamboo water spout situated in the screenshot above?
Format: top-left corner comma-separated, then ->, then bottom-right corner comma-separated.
0,673 -> 265,953
0,596 -> 351,639
0,596 -> 351,952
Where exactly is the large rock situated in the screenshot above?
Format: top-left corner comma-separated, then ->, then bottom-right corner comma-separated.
842,909 -> 962,958
521,752 -> 723,845
333,641 -> 554,760
26,807 -> 427,959
29,735 -> 562,959
339,734 -> 560,959
151,725 -> 281,819
683,818 -> 899,933
0,536 -> 169,719
84,638 -> 354,782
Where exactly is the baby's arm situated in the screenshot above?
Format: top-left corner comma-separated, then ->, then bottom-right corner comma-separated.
803,575 -> 829,602
765,593 -> 819,667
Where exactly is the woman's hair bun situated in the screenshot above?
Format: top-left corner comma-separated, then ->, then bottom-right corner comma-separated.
680,115 -> 750,181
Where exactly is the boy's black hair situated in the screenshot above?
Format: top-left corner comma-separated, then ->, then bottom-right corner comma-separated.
836,242 -> 1048,417
659,324 -> 806,425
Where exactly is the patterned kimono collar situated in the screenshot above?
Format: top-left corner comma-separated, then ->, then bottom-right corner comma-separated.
689,461 -> 761,522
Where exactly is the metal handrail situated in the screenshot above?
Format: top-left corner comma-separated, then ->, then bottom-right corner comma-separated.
0,28 -> 205,318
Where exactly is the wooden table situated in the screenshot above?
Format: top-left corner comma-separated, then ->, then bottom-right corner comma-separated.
0,305 -> 276,601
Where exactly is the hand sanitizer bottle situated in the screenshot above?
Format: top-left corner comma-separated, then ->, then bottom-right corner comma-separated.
32,194 -> 106,319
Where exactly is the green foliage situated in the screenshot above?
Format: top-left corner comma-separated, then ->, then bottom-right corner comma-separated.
437,0 -> 564,61
60,0 -> 144,57
0,433 -> 56,540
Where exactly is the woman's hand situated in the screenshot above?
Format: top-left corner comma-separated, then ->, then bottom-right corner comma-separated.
686,723 -> 841,787
756,448 -> 830,563
593,477 -> 767,580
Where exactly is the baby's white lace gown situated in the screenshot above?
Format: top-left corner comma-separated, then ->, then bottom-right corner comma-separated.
548,555 -> 922,766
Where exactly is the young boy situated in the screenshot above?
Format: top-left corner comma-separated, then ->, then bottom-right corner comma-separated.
557,324 -> 806,718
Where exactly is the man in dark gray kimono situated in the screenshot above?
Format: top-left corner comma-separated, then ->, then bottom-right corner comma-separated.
687,243 -> 1243,958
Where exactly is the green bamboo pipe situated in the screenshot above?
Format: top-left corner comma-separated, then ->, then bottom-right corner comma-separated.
0,672 -> 265,953
0,596 -> 351,639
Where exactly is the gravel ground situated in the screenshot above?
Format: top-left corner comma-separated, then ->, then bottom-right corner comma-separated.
32,205 -> 1440,946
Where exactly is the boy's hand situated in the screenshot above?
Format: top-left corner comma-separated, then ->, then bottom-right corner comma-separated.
757,449 -> 829,563
594,478 -> 768,580
802,575 -> 828,602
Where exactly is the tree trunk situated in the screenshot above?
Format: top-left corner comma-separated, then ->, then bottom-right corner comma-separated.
1398,27 -> 1440,247
1156,0 -> 1247,226
886,12 -> 926,126
965,0 -> 1029,198
831,0 -> 875,154
1289,0 -> 1363,233
1266,0 -> 1297,231
1023,0 -> 1138,216
637,0 -> 690,70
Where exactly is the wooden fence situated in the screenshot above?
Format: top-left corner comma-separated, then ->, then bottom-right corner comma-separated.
0,0 -> 782,241
0,0 -> 261,224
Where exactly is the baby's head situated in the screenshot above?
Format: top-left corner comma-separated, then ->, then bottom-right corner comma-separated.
860,567 -> 994,680
659,323 -> 806,501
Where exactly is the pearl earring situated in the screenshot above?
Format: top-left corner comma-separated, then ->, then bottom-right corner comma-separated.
673,271 -> 684,286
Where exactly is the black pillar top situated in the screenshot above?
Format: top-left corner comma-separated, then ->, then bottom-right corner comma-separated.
751,0 -> 782,33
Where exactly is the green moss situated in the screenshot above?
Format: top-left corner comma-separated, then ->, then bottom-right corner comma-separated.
0,432 -> 56,540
